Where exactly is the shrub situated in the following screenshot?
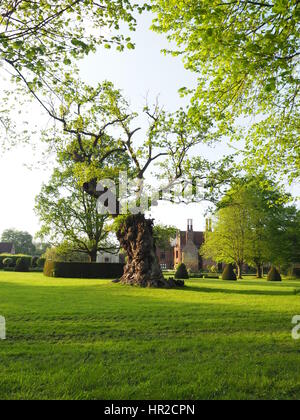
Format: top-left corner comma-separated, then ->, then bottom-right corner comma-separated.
44,247 -> 90,263
44,260 -> 55,277
15,257 -> 31,272
222,264 -> 237,281
175,263 -> 189,280
0,254 -> 32,268
37,257 -> 46,268
3,258 -> 14,268
44,262 -> 124,279
267,266 -> 282,282
203,274 -> 220,279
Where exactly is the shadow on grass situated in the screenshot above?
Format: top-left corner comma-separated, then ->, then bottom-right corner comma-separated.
183,285 -> 295,297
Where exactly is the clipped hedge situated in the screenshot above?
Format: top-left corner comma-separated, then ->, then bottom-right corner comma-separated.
188,273 -> 219,279
15,257 -> 31,272
44,261 -> 125,279
0,254 -> 32,268
3,258 -> 14,268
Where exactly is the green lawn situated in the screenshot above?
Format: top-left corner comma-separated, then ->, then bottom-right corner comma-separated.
0,271 -> 300,400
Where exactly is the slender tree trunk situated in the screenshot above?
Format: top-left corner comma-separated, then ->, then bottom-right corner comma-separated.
116,214 -> 170,288
237,263 -> 243,279
256,263 -> 263,279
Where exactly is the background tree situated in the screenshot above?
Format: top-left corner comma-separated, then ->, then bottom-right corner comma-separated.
220,177 -> 290,277
265,205 -> 300,271
201,176 -> 298,278
152,0 -> 300,182
1,229 -> 36,255
35,167 -> 116,262
201,203 -> 248,279
34,242 -> 51,257
153,224 -> 177,249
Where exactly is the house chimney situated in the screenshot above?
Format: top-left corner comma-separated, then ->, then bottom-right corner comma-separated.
186,219 -> 194,243
187,219 -> 193,232
206,218 -> 212,232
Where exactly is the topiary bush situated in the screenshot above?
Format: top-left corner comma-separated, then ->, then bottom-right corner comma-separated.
0,254 -> 32,268
15,257 -> 31,272
175,263 -> 189,280
222,264 -> 237,281
3,258 -> 14,268
267,266 -> 282,282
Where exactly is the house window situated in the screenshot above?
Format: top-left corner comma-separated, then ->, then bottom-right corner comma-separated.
105,257 -> 110,263
161,252 -> 166,260
176,251 -> 179,259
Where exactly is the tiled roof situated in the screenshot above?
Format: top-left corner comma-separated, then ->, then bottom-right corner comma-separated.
0,243 -> 15,254
178,231 -> 205,249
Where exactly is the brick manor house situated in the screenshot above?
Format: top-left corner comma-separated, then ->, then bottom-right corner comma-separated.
156,219 -> 220,272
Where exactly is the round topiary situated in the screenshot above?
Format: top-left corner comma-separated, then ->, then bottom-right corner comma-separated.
3,258 -> 13,268
175,263 -> 189,280
267,266 -> 282,282
222,264 -> 237,281
15,257 -> 30,272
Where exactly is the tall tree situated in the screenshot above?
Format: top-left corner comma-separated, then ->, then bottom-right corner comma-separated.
201,177 -> 298,278
201,203 -> 248,279
152,0 -> 300,182
265,205 -> 300,270
1,229 -> 35,254
35,167 -> 115,262
38,79 -> 230,287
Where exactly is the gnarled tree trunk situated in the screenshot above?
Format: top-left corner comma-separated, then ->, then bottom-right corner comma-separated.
116,214 -> 170,288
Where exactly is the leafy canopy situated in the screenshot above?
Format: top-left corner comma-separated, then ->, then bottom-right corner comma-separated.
35,165 -> 116,261
0,1 -> 145,81
153,224 -> 177,249
152,0 -> 300,181
0,1 -> 148,136
38,77 -> 229,215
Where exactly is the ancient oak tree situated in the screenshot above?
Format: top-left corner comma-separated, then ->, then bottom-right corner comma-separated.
40,79 -> 218,287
